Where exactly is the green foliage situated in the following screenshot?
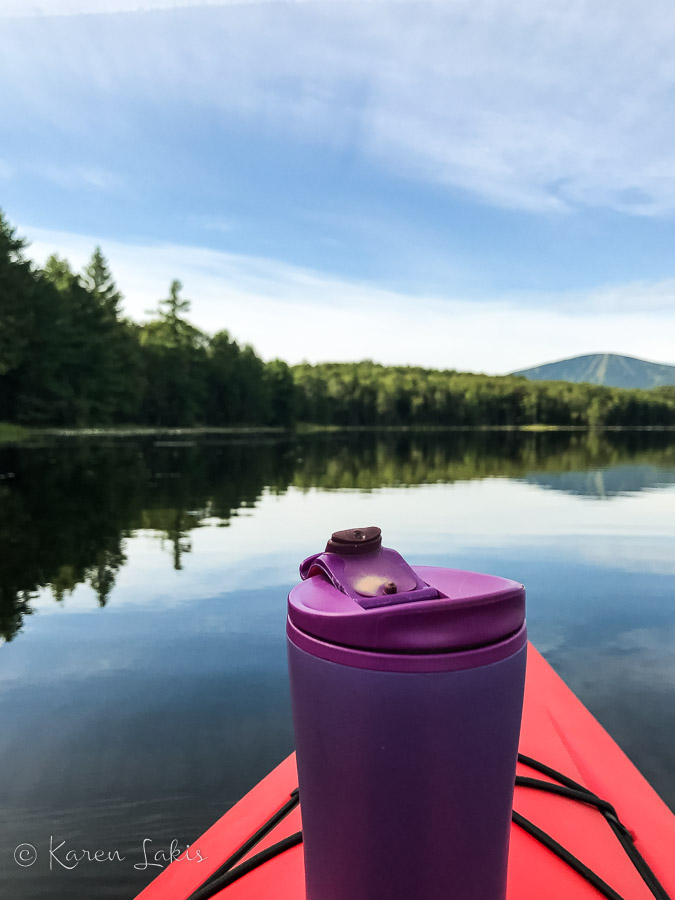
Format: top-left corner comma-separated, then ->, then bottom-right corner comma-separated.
145,280 -> 203,349
43,254 -> 76,292
81,246 -> 123,318
139,281 -> 208,425
291,362 -> 675,428
1,207 -> 674,431
265,359 -> 296,427
0,423 -> 29,443
0,211 -> 38,418
204,332 -> 270,425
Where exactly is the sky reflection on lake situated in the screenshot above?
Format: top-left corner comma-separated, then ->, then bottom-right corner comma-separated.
0,431 -> 674,898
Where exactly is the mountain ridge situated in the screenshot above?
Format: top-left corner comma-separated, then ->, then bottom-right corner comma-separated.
512,353 -> 675,390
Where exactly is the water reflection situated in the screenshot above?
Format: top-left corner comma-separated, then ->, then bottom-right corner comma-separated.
524,464 -> 675,497
0,429 -> 674,899
1,429 -> 675,642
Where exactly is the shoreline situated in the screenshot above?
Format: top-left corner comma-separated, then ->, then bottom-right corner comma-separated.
2,422 -> 675,444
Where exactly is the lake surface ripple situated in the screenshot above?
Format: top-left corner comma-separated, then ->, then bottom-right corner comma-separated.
1,429 -> 674,898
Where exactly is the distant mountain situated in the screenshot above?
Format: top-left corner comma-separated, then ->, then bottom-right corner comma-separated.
512,353 -> 675,390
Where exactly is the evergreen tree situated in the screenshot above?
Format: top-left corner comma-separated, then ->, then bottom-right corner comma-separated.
39,252 -> 141,424
206,330 -> 243,424
43,254 -> 77,292
2,208 -> 675,431
0,211 -> 38,420
81,246 -> 122,318
78,249 -> 141,423
157,279 -> 194,348
139,281 -> 207,424
264,359 -> 296,426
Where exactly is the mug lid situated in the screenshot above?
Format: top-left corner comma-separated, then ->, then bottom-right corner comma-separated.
288,527 -> 525,654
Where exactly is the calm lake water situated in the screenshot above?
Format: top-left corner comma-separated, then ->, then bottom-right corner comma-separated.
1,429 -> 674,899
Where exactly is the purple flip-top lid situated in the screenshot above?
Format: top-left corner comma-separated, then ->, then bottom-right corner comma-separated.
288,527 -> 525,654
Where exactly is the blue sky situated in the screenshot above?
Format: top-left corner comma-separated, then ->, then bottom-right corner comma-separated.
1,0 -> 675,372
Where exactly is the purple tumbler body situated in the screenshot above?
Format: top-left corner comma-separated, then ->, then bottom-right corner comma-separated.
287,529 -> 526,900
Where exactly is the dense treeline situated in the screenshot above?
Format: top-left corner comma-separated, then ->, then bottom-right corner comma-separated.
292,362 -> 675,427
2,209 -> 675,428
0,211 -> 295,428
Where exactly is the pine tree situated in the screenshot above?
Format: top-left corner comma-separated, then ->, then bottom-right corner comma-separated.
0,210 -> 35,380
139,281 -> 207,424
81,246 -> 122,318
158,279 -> 191,347
41,252 -> 140,424
43,254 -> 77,292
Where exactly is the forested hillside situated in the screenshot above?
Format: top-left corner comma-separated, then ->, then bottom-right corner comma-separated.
292,362 -> 675,427
2,211 -> 675,429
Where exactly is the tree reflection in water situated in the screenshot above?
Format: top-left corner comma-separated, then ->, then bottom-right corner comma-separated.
1,428 -> 674,641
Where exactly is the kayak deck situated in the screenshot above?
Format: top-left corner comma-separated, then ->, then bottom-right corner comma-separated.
137,645 -> 675,900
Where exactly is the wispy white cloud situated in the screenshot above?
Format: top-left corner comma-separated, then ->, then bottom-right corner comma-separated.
19,223 -> 675,372
0,0 -> 380,17
0,0 -> 404,15
496,276 -> 675,321
3,1 -> 675,215
0,0 -> 274,16
24,162 -> 122,191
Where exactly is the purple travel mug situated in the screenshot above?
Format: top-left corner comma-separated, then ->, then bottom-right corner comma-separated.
287,526 -> 527,900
